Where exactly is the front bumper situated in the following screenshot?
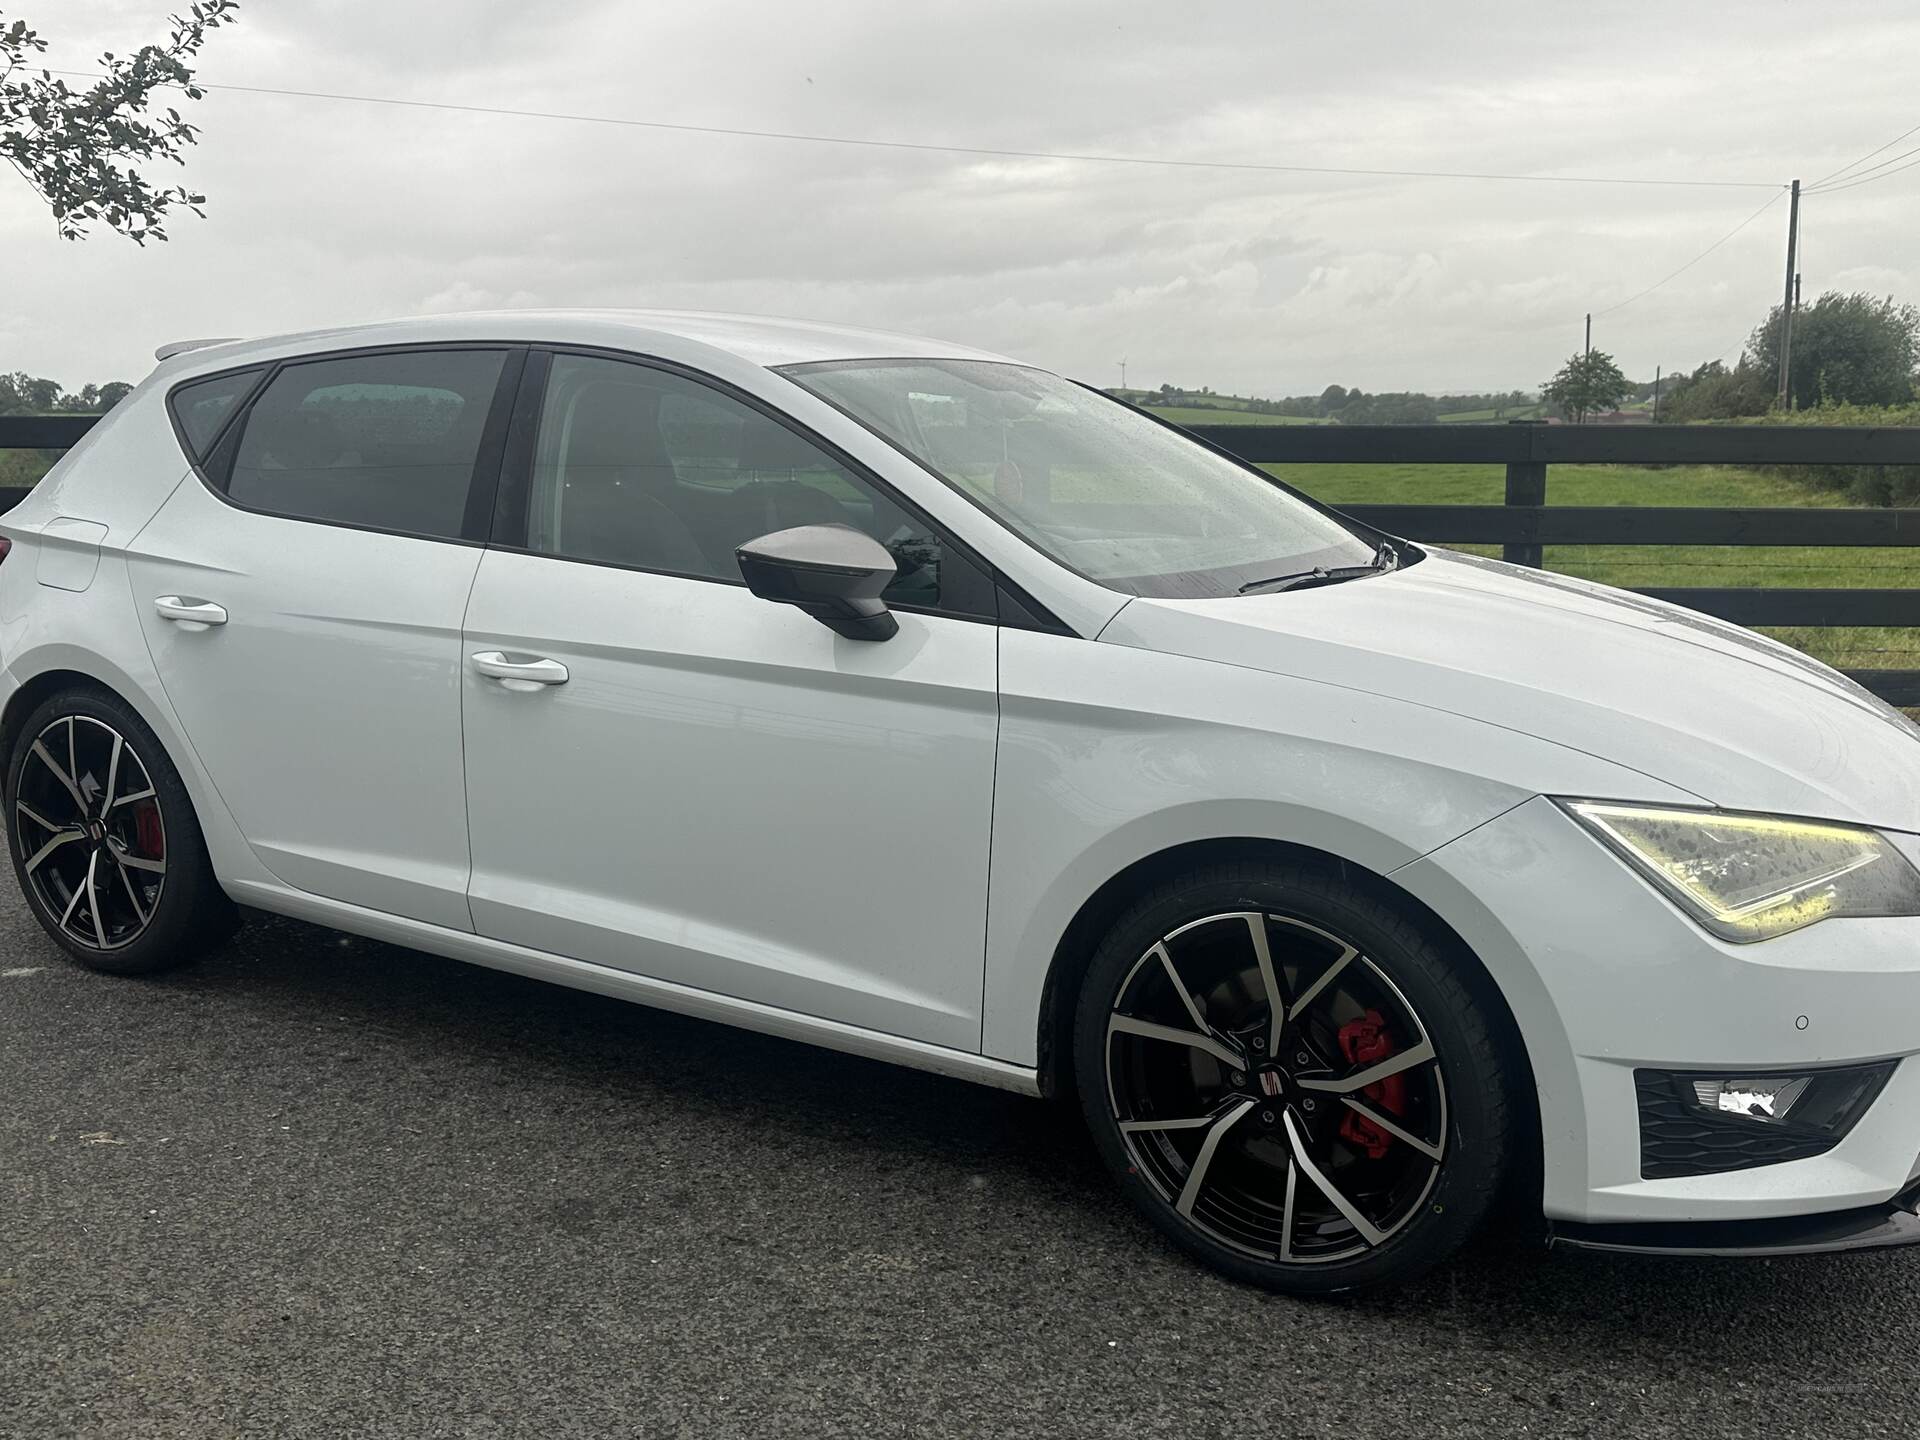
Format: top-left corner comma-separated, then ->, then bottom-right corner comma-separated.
1393,795 -> 1920,1227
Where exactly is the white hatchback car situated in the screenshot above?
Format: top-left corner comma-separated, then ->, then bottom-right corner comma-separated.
6,311 -> 1919,1294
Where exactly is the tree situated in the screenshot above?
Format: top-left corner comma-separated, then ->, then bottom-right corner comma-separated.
1542,349 -> 1632,423
2,3 -> 238,243
1316,384 -> 1349,415
1745,291 -> 1919,409
1660,358 -> 1773,422
0,371 -> 131,415
1337,391 -> 1440,425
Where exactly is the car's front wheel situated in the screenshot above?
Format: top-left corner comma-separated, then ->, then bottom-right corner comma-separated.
6,685 -> 237,975
1073,858 -> 1517,1295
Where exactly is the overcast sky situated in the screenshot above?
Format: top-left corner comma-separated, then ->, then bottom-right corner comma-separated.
5,0 -> 1918,396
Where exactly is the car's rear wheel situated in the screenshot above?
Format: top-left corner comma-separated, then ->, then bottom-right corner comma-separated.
1073,858 -> 1516,1295
6,686 -> 236,975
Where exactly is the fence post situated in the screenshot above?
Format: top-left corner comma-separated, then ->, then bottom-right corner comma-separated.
1503,420 -> 1547,568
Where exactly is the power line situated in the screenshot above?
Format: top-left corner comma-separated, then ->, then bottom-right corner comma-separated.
1591,189 -> 1787,317
1808,145 -> 1920,194
1808,120 -> 1920,189
46,69 -> 1784,190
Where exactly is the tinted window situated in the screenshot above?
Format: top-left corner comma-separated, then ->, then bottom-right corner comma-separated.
227,351 -> 506,539
169,368 -> 262,459
527,354 -> 947,610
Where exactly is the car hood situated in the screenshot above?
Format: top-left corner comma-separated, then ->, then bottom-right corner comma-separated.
1098,549 -> 1920,832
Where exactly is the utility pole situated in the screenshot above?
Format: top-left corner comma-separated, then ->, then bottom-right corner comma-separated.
1118,357 -> 1128,391
1584,313 -> 1591,356
1791,271 -> 1803,409
1653,365 -> 1661,423
1777,178 -> 1801,408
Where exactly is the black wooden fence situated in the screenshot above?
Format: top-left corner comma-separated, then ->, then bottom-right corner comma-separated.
1187,420 -> 1920,706
6,414 -> 1920,703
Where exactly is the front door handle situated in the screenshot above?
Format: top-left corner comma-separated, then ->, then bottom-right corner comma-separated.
154,596 -> 228,627
470,651 -> 570,689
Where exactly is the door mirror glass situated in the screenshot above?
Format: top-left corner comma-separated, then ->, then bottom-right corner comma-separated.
736,524 -> 900,641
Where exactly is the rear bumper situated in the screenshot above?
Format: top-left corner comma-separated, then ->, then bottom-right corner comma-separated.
1550,1180 -> 1920,1257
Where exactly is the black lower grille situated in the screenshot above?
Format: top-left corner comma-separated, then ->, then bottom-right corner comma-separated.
1635,1071 -> 1839,1179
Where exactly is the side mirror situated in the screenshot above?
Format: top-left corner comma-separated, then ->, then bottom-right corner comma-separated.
736,524 -> 900,641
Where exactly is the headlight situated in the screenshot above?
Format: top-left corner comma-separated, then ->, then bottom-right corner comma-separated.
1561,801 -> 1920,942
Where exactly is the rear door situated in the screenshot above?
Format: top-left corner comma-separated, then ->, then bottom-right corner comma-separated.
127,346 -> 523,930
458,351 -> 1000,1048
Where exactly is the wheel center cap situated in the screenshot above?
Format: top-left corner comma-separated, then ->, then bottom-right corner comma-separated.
86,820 -> 105,844
1256,1067 -> 1287,1098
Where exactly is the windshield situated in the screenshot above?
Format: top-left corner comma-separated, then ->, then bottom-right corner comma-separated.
781,358 -> 1378,599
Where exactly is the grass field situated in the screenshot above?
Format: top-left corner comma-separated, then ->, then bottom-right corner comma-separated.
0,449 -> 59,488
1143,406 -> 1324,426
1268,461 -> 1919,675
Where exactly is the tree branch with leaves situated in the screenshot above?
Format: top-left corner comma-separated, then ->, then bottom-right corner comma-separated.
2,3 -> 238,244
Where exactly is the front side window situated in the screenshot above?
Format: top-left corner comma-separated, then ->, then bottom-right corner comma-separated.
225,350 -> 508,539
783,359 -> 1377,599
525,353 -> 947,610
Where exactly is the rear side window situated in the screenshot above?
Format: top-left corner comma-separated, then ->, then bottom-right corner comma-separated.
223,350 -> 508,540
168,368 -> 262,459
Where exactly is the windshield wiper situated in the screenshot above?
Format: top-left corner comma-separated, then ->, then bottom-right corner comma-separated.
1236,541 -> 1400,596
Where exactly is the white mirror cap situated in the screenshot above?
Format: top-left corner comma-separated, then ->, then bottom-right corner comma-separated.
154,337 -> 242,362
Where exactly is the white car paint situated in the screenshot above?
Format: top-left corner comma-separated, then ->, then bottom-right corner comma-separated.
461,549 -> 998,1050
1,309 -> 1916,1242
1101,555 -> 1920,830
129,484 -> 482,932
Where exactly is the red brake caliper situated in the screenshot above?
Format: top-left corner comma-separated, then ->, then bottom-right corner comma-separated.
1335,1010 -> 1404,1161
133,801 -> 164,863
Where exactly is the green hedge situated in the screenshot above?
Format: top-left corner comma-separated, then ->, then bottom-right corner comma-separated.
1750,403 -> 1920,505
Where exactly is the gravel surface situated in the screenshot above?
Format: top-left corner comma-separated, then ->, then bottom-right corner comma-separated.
3,894 -> 1916,1439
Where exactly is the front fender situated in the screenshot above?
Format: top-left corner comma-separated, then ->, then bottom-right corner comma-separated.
980,630 -> 1704,1066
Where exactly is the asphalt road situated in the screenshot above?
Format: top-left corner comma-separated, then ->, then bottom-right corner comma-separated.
3,889 -> 1917,1440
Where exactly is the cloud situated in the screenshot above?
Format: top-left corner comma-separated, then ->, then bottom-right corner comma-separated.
6,0 -> 1919,396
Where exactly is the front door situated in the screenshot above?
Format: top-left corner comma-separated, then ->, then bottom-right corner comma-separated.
459,352 -> 999,1049
129,347 -> 521,930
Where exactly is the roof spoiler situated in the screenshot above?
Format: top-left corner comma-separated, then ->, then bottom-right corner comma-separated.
154,337 -> 241,362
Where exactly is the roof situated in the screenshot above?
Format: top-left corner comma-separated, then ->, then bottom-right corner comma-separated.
154,309 -> 1020,376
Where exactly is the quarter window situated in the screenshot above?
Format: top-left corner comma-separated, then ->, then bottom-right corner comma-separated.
225,350 -> 508,539
168,367 -> 262,460
526,353 -> 948,610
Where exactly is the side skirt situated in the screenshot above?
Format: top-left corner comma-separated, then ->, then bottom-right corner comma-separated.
222,878 -> 1043,1097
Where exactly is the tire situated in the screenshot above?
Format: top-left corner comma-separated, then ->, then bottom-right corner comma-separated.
1072,857 -> 1516,1296
6,684 -> 238,976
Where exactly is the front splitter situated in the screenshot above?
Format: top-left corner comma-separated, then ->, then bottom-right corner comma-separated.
1549,1181 -> 1920,1258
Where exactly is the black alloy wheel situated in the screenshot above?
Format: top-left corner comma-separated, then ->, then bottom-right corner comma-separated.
7,686 -> 236,975
14,712 -> 168,952
1075,861 -> 1515,1295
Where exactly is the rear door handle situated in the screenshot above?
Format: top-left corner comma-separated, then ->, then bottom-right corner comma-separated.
154,596 -> 228,627
470,651 -> 569,688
